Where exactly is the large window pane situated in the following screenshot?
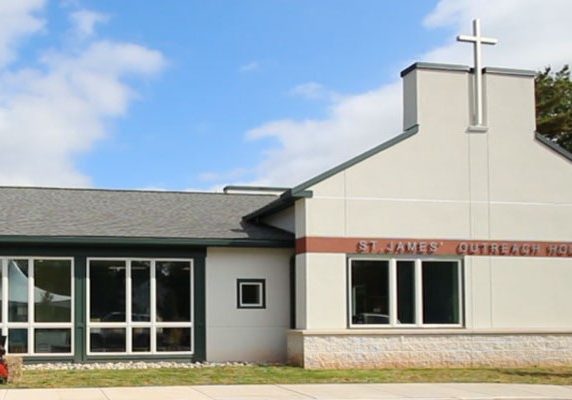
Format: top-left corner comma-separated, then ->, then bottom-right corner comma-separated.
34,329 -> 71,354
131,261 -> 150,321
8,260 -> 29,322
422,261 -> 460,324
90,328 -> 126,353
90,260 -> 126,322
351,260 -> 389,325
8,329 -> 27,354
156,261 -> 191,322
34,259 -> 72,322
156,328 -> 191,352
397,261 -> 415,324
132,328 -> 150,352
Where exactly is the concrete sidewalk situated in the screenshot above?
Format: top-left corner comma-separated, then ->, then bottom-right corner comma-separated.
1,383 -> 572,400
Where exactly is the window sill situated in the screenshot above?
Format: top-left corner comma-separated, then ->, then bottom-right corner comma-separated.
288,328 -> 572,336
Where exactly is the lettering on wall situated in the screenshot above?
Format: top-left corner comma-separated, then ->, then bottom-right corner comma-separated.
357,240 -> 442,255
354,240 -> 572,257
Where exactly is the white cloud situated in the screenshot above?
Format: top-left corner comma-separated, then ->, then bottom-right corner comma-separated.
214,0 -> 572,188
422,0 -> 572,70
289,82 -> 341,102
0,5 -> 166,187
0,0 -> 46,68
245,82 -> 402,186
239,61 -> 260,73
70,9 -> 109,37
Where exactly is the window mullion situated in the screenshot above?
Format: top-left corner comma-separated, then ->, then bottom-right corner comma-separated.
415,259 -> 423,326
126,260 -> 132,354
2,259 -> 7,337
28,259 -> 34,354
150,260 -> 157,354
389,259 -> 397,326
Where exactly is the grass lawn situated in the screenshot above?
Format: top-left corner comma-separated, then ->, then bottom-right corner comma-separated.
7,365 -> 572,388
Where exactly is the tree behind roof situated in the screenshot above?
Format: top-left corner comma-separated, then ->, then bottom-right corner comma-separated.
535,65 -> 572,152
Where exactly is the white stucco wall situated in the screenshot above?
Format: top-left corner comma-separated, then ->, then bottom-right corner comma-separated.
206,247 -> 292,363
292,65 -> 572,332
262,206 -> 295,233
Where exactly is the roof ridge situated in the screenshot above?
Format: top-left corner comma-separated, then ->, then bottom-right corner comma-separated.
0,185 -> 279,197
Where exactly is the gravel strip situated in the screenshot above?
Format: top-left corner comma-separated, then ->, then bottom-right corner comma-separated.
23,361 -> 252,371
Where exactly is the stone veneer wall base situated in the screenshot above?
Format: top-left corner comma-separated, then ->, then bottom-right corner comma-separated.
287,331 -> 572,369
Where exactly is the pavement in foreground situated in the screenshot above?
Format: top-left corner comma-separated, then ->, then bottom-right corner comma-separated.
1,383 -> 572,400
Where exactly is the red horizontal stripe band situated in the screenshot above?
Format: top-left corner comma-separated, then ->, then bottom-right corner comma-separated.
296,237 -> 572,258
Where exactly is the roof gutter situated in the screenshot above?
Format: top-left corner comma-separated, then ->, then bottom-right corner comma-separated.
0,235 -> 294,248
243,189 -> 313,222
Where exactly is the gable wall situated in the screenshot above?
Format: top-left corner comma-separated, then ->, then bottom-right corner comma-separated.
292,66 -> 572,331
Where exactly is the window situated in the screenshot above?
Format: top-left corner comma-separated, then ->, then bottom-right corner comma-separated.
349,258 -> 461,327
87,259 -> 193,355
0,258 -> 73,355
237,279 -> 265,309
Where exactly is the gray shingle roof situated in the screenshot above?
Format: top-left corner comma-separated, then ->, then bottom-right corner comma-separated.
0,187 -> 293,243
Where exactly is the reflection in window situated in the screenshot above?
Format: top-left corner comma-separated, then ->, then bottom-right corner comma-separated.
34,259 -> 72,323
34,329 -> 71,353
90,260 -> 126,322
397,261 -> 415,324
131,261 -> 150,322
156,262 -> 191,322
8,260 -> 29,322
156,327 -> 191,352
351,260 -> 389,325
422,261 -> 460,324
0,257 -> 73,355
349,258 -> 462,327
88,259 -> 193,355
132,328 -> 150,352
90,328 -> 126,353
237,280 -> 265,308
8,329 -> 27,354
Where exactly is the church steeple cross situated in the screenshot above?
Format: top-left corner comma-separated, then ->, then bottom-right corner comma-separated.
457,19 -> 498,129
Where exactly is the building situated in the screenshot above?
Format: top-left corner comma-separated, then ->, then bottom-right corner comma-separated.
0,59 -> 570,367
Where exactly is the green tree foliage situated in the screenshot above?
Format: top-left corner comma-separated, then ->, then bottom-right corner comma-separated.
535,65 -> 572,152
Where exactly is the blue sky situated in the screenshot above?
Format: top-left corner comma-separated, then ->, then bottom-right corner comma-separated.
0,0 -> 570,190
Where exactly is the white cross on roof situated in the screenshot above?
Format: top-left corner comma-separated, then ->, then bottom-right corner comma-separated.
457,19 -> 498,129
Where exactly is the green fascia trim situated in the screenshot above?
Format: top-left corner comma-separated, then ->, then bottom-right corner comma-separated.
535,132 -> 572,162
400,62 -> 470,77
74,257 -> 87,362
223,185 -> 290,193
193,255 -> 206,361
483,67 -> 536,77
0,235 -> 293,248
243,125 -> 419,222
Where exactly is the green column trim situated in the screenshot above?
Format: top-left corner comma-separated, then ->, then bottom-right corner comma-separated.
74,256 -> 87,362
193,256 -> 206,361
